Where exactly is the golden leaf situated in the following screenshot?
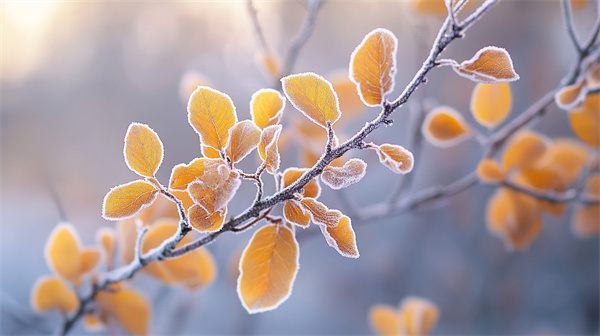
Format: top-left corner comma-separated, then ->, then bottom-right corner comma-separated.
281,72 -> 341,128
169,158 -> 207,191
555,79 -> 587,111
30,276 -> 79,314
97,289 -> 150,335
124,123 -> 164,178
369,304 -> 400,336
453,46 -> 520,83
301,198 -> 343,227
399,297 -> 439,336
283,200 -> 311,228
282,167 -> 321,198
237,224 -> 299,313
319,215 -> 359,258
569,92 -> 600,147
250,89 -> 285,129
188,205 -> 227,232
258,125 -> 282,174
79,248 -> 100,275
96,228 -> 116,269
45,223 -> 82,285
349,28 -> 398,106
329,71 -> 366,123
321,158 -> 367,190
515,168 -> 567,217
375,144 -> 414,174
476,159 -> 504,183
470,82 -> 512,128
226,120 -> 262,163
187,168 -> 240,214
501,131 -> 549,172
422,106 -> 471,146
102,180 -> 159,221
188,86 -> 238,155
544,138 -> 590,186
83,313 -> 103,331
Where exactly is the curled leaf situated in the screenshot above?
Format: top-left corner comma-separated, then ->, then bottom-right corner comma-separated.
251,89 -> 285,129
226,120 -> 262,163
374,144 -> 414,174
321,158 -> 367,190
422,107 -> 471,147
569,92 -> 600,147
124,123 -> 164,178
45,223 -> 82,285
258,125 -> 282,174
31,276 -> 79,314
470,82 -> 512,128
476,159 -> 504,183
319,215 -> 359,258
187,167 -> 240,214
452,46 -> 520,83
281,72 -> 341,128
555,79 -> 588,111
188,205 -> 227,232
103,180 -> 159,221
283,200 -> 311,228
349,28 -> 398,106
237,224 -> 299,313
301,198 -> 343,227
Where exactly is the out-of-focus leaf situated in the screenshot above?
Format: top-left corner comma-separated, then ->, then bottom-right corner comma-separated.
569,92 -> 600,147
97,289 -> 150,335
398,297 -> 439,336
476,159 -> 504,183
470,82 -> 512,128
501,131 -> 549,172
30,276 -> 79,314
45,223 -> 82,285
369,304 -> 400,336
422,107 -> 471,147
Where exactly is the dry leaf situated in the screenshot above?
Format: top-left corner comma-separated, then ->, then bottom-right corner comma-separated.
281,72 -> 341,128
30,276 -> 79,314
399,297 -> 439,336
188,205 -> 227,232
319,215 -> 359,258
124,123 -> 164,178
476,159 -> 504,183
258,125 -> 282,174
349,28 -> 398,106
45,223 -> 82,285
251,89 -> 285,129
369,304 -> 400,336
103,180 -> 159,221
374,144 -> 414,174
452,46 -> 520,83
283,200 -> 311,228
169,158 -> 208,191
237,224 -> 299,313
501,131 -> 549,172
282,167 -> 321,198
422,106 -> 471,147
555,79 -> 588,111
321,158 -> 367,190
301,198 -> 343,227
226,120 -> 262,163
470,82 -> 512,128
188,86 -> 238,156
569,92 -> 600,147
188,168 -> 240,214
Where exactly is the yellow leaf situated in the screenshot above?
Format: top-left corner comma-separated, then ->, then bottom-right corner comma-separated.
98,289 -> 150,335
169,158 -> 207,191
124,123 -> 163,178
251,89 -> 285,129
569,92 -> 600,147
282,167 -> 321,198
515,168 -> 567,217
103,180 -> 159,221
319,215 -> 359,258
187,168 -> 240,214
476,159 -> 504,183
329,71 -> 366,123
368,304 -> 400,336
45,223 -> 82,285
226,120 -> 262,163
189,205 -> 227,232
83,313 -> 103,331
470,82 -> 512,128
321,158 -> 367,190
452,46 -> 520,83
544,138 -> 590,186
258,125 -> 282,174
79,247 -> 100,275
349,28 -> 398,107
237,224 -> 299,313
179,71 -> 211,104
399,297 -> 439,336
201,145 -> 222,159
281,72 -> 341,128
301,198 -> 343,227
96,228 -> 116,269
283,200 -> 311,228
30,276 -> 79,314
555,79 -> 587,111
501,131 -> 549,172
375,144 -> 414,174
422,106 -> 471,146
188,86 -> 238,155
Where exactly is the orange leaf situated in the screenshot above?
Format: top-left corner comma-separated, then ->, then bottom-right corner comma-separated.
188,169 -> 240,214
237,224 -> 299,313
83,313 -> 103,331
572,205 -> 600,237
281,72 -> 341,128
321,158 -> 367,190
226,120 -> 262,163
258,125 -> 282,174
187,86 -> 238,155
569,92 -> 600,147
543,138 -> 590,186
30,276 -> 79,314
169,158 -> 208,191
501,131 -> 549,172
282,167 -> 321,198
422,107 -> 471,146
45,223 -> 82,285
329,71 -> 366,123
251,89 -> 285,129
188,205 -> 227,232
319,215 -> 359,258
470,82 -> 512,128
97,289 -> 150,335
369,304 -> 400,336
399,297 -> 439,336
476,159 -> 504,183
374,144 -> 414,174
301,198 -> 343,227
124,123 -> 164,178
414,0 -> 478,15
79,247 -> 100,275
515,168 -> 567,217
349,28 -> 398,106
283,200 -> 311,228
102,180 -> 159,221
555,79 -> 588,111
96,227 -> 116,269
452,46 -> 520,83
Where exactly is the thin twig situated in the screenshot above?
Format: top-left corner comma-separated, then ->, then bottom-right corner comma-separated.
562,0 -> 583,53
247,0 -> 271,54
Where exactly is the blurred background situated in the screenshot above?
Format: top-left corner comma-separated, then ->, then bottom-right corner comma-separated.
2,0 -> 599,334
